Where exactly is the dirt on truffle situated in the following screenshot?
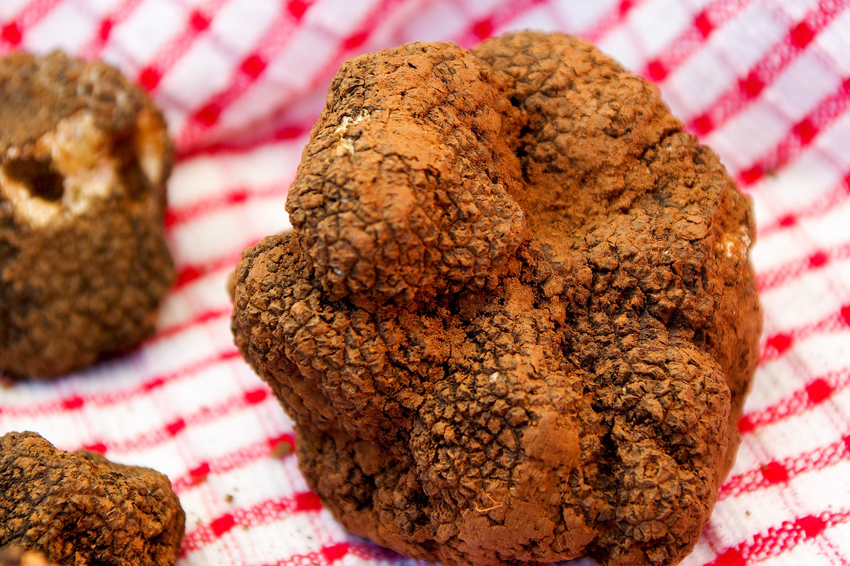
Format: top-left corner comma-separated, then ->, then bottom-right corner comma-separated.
0,432 -> 185,566
231,32 -> 762,566
0,51 -> 174,380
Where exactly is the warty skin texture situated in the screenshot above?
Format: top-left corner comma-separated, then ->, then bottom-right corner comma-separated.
231,31 -> 762,566
0,51 -> 174,380
0,432 -> 185,566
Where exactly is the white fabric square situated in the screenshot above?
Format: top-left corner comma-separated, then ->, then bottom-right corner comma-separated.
829,515 -> 850,556
208,0 -> 279,55
664,47 -> 740,118
752,151 -> 842,222
218,77 -> 293,133
0,0 -> 32,19
776,0 -> 825,22
746,356 -> 810,415
264,25 -> 340,92
459,0 -> 509,20
498,5 -> 562,35
750,223 -> 812,273
109,0 -> 187,64
711,1 -> 789,75
550,0 -> 619,33
111,440 -> 188,479
25,2 -> 96,54
398,0 -> 468,44
709,487 -> 800,550
598,26 -> 645,72
765,49 -> 843,123
789,460 -> 850,518
78,0 -> 124,13
760,269 -> 843,334
629,0 -> 693,58
816,9 -> 850,75
814,109 -> 850,169
803,196 -> 850,250
158,36 -> 236,109
305,0 -> 382,37
84,395 -> 166,446
706,100 -> 791,171
794,331 -> 850,377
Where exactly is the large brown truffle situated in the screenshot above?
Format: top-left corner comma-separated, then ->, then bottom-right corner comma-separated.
231,32 -> 762,566
0,51 -> 174,379
0,431 -> 185,566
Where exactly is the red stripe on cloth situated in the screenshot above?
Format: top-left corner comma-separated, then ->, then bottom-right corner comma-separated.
641,0 -> 753,81
175,121 -> 309,160
738,79 -> 850,186
173,248 -> 248,290
252,541 -> 412,566
164,182 -> 290,230
581,0 -> 648,43
705,510 -> 850,565
173,0 -> 645,159
174,1 -> 308,148
757,240 -> 850,293
0,22 -> 22,46
758,175 -> 850,237
738,368 -> 850,434
287,0 -> 314,22
760,303 -> 850,363
151,307 -> 231,344
135,1 -> 228,92
83,442 -> 107,455
90,381 -> 274,455
0,349 -> 240,417
180,491 -> 324,554
454,0 -> 551,47
0,0 -> 63,48
720,436 -> 850,500
77,0 -> 146,59
170,433 -> 295,494
255,543 -> 356,566
687,1 -> 847,137
176,0 -> 407,154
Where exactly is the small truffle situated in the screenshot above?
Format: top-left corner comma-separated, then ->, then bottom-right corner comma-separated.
0,431 -> 185,566
0,51 -> 174,379
231,32 -> 762,566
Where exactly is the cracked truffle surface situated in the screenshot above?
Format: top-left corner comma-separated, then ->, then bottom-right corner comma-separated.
0,432 -> 185,566
231,32 -> 762,566
0,51 -> 174,379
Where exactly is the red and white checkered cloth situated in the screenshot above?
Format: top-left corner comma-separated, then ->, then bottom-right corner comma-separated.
1,1 -> 849,565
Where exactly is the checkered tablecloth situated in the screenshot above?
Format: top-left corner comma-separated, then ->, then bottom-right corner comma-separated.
1,1 -> 849,565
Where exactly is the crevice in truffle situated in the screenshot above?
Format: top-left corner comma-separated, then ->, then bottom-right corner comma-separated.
4,157 -> 64,202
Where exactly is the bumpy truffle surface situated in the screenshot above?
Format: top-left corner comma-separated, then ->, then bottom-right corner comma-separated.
231,32 -> 762,566
0,432 -> 185,566
0,51 -> 174,379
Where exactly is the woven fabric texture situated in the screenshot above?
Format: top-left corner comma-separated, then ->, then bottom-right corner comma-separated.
1,0 -> 849,565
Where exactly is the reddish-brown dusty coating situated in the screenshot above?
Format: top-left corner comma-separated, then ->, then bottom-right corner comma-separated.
231,32 -> 762,566
0,432 -> 185,566
0,51 -> 174,379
